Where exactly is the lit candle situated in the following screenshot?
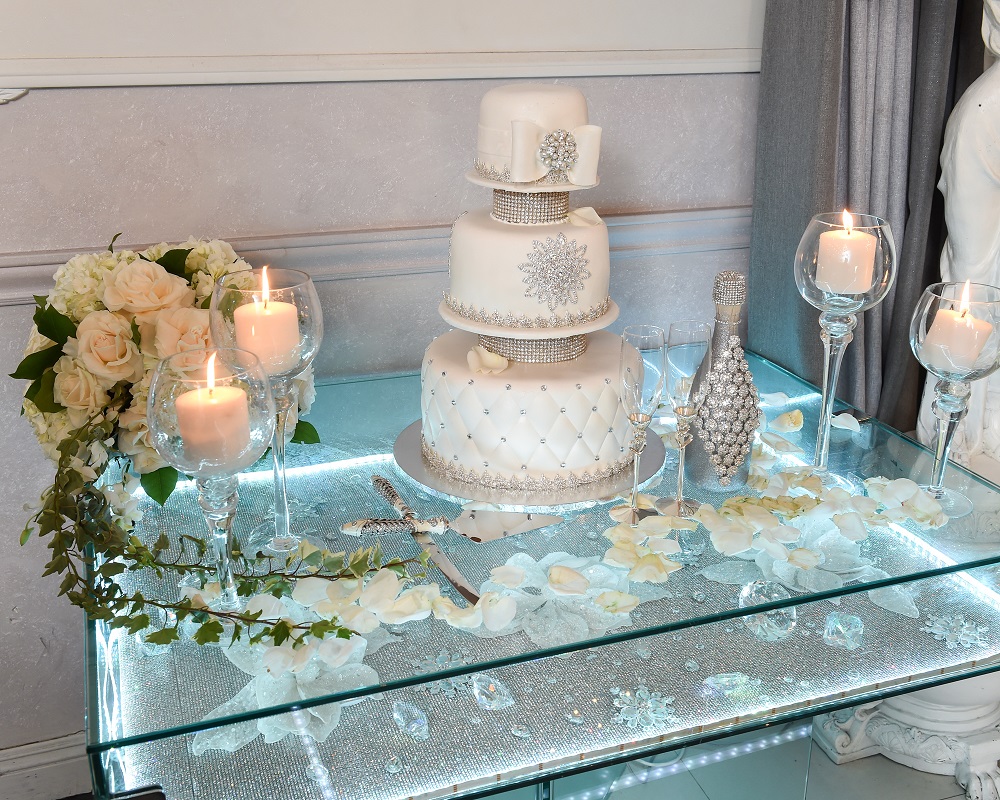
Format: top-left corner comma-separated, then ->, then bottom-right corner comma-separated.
233,266 -> 300,374
175,353 -> 252,467
815,210 -> 878,294
922,281 -> 994,373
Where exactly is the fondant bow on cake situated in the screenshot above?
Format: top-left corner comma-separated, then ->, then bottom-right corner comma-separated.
509,121 -> 602,185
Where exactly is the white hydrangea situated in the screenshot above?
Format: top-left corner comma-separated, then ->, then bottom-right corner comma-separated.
180,237 -> 252,299
48,249 -> 141,323
23,400 -> 75,463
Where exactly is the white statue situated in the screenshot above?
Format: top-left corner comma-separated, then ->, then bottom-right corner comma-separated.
917,1 -> 1000,463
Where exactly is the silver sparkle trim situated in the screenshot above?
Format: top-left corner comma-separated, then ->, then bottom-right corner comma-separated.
421,436 -> 631,492
474,159 -> 512,183
478,334 -> 588,363
443,293 -> 611,329
713,271 -> 747,306
492,189 -> 569,225
518,233 -> 590,311
695,335 -> 761,485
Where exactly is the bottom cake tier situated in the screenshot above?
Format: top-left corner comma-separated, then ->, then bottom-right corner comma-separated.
420,329 -> 634,491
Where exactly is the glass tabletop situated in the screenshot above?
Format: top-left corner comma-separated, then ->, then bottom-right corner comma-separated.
85,353 -> 1000,799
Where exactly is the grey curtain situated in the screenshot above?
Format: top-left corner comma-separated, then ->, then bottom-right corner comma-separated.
748,0 -> 984,430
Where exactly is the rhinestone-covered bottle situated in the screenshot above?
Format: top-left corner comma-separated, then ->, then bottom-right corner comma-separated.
687,271 -> 761,490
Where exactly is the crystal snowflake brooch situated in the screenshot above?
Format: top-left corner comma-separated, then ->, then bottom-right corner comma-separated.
518,233 -> 590,311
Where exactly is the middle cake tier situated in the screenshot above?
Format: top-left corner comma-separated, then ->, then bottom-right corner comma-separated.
420,329 -> 633,491
444,206 -> 611,331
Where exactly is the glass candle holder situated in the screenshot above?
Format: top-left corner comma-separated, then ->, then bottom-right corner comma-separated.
910,281 -> 1000,518
794,211 -> 896,474
211,267 -> 324,555
147,348 -> 275,609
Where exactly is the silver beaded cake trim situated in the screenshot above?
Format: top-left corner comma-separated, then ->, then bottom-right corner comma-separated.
421,436 -> 632,492
695,335 -> 761,485
443,293 -> 611,329
474,159 -> 512,183
713,271 -> 747,306
519,233 -> 591,311
492,189 -> 570,225
479,334 -> 588,363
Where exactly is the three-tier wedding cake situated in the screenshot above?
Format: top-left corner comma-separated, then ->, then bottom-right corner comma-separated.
419,84 -> 633,492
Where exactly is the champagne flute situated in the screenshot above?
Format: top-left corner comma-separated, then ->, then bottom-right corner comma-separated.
620,325 -> 666,527
660,321 -> 711,518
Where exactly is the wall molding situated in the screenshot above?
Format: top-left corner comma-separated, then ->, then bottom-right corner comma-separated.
0,206 -> 751,308
0,732 -> 90,800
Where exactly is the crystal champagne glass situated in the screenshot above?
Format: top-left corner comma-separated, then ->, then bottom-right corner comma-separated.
910,281 -> 1000,518
147,348 -> 275,610
660,321 -> 711,517
794,211 -> 896,476
620,325 -> 666,527
211,267 -> 323,555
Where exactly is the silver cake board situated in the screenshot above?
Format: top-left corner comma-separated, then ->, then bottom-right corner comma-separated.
393,420 -> 666,513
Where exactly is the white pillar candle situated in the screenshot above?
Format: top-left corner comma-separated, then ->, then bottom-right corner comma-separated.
815,210 -> 877,294
175,355 -> 252,466
233,267 -> 300,374
922,283 -> 994,372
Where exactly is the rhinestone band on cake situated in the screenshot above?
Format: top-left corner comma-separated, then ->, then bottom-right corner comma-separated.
492,189 -> 570,224
420,435 -> 632,492
443,293 -> 611,329
479,334 -> 588,363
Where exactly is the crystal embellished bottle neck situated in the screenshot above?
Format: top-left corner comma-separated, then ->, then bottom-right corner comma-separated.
709,271 -> 747,363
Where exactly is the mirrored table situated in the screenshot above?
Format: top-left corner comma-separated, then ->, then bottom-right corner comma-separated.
85,354 -> 1000,800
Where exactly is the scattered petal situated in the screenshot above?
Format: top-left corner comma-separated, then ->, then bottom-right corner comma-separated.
759,392 -> 790,406
548,565 -> 590,596
638,514 -> 698,535
594,590 -> 641,614
833,512 -> 869,541
489,565 -> 526,588
760,431 -> 805,455
432,596 -> 484,629
317,635 -> 366,668
787,548 -> 821,569
479,592 -> 517,631
770,410 -> 804,433
290,576 -> 330,608
831,413 -> 861,432
628,553 -> 682,583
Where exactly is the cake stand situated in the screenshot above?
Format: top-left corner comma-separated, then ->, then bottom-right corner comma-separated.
393,420 -> 666,512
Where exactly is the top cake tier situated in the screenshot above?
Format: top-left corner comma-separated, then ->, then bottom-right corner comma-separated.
470,84 -> 602,191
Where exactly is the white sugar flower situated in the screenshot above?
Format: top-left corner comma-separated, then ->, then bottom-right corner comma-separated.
467,345 -> 508,375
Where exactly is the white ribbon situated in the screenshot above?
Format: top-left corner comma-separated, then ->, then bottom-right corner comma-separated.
509,121 -> 602,185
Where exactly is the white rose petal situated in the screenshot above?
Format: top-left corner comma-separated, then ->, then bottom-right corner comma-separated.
603,542 -> 641,569
603,524 -> 646,545
609,496 -> 657,522
489,565 -> 526,588
628,553 -> 682,583
638,514 -> 698,535
833,512 -> 869,541
262,645 -> 296,678
787,548 -> 822,569
338,604 -> 380,633
432,596 -> 484,629
831,413 -> 862,432
291,577 -> 331,608
317,635 -> 366,669
244,593 -> 287,621
759,392 -> 790,406
359,569 -> 403,614
646,537 -> 682,555
594,590 -> 641,614
547,565 -> 590,596
769,410 -> 804,433
479,592 -> 517,631
380,585 -> 439,624
760,431 -> 805,455
52,356 -> 109,415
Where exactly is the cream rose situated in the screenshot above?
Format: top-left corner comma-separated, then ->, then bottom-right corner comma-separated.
151,307 -> 212,359
118,424 -> 166,474
52,356 -> 109,416
102,259 -> 195,316
68,311 -> 143,388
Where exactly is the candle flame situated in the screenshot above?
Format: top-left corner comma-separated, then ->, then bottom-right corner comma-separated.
960,279 -> 972,317
842,209 -> 854,235
207,352 -> 216,394
261,265 -> 270,309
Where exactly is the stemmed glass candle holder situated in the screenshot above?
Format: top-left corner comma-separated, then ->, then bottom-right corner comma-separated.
147,348 -> 276,610
910,281 -> 1000,518
659,321 -> 711,517
620,326 -> 666,527
794,211 -> 896,473
211,267 -> 323,555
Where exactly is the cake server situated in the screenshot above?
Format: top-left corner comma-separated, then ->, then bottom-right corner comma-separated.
341,476 -> 562,543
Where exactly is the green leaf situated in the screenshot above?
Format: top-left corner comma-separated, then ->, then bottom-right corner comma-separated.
33,295 -> 48,308
140,467 -> 179,506
125,614 -> 150,635
290,420 -> 320,445
144,627 -> 180,646
32,304 -> 76,346
270,619 -> 292,647
155,248 -> 193,278
107,232 -> 123,253
151,532 -> 171,555
25,369 -> 63,413
193,618 -> 225,645
10,344 -> 63,381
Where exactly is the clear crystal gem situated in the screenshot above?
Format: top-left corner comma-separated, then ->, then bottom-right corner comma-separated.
471,674 -> 515,710
739,580 -> 797,641
392,701 -> 429,741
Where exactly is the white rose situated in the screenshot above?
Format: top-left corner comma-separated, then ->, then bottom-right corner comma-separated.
68,311 -> 143,388
118,424 -> 166,474
52,356 -> 109,416
150,307 -> 212,359
102,259 -> 195,317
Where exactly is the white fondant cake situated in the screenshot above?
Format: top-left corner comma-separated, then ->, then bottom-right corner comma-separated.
445,207 -> 610,329
421,330 -> 632,490
474,83 -> 601,187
